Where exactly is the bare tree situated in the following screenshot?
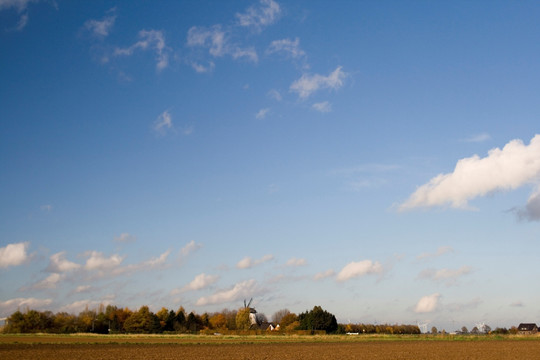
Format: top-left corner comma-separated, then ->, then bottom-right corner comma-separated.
271,309 -> 291,324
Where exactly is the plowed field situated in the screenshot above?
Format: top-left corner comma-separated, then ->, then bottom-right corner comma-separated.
2,340 -> 540,360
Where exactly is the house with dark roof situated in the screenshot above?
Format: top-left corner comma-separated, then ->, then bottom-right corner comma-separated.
517,323 -> 538,335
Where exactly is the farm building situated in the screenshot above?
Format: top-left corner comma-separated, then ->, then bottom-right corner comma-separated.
517,323 -> 538,335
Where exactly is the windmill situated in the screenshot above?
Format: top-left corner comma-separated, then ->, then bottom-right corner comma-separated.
416,321 -> 429,334
243,298 -> 258,327
475,322 -> 486,334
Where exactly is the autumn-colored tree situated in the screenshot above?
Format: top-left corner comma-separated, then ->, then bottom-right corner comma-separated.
209,313 -> 227,329
279,312 -> 298,328
235,307 -> 251,330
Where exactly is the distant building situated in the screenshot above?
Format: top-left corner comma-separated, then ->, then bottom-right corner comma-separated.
517,323 -> 538,335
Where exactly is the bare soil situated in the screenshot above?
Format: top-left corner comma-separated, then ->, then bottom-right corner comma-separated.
1,340 -> 540,360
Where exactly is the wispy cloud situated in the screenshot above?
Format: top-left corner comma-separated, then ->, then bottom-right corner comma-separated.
0,242 -> 29,269
399,135 -> 540,212
414,293 -> 441,313
114,29 -> 170,71
187,25 -> 258,63
153,110 -> 173,135
190,61 -> 215,73
336,259 -> 383,282
461,133 -> 491,143
255,108 -> 270,119
285,257 -> 307,267
314,269 -> 335,280
183,273 -> 219,291
84,8 -> 116,38
266,37 -> 305,59
236,0 -> 281,32
195,279 -> 261,306
236,254 -> 274,269
179,240 -> 202,259
290,66 -> 346,99
418,266 -> 472,286
114,233 -> 136,243
312,101 -> 332,113
416,246 -> 454,261
0,0 -> 43,31
267,89 -> 282,101
32,273 -> 63,289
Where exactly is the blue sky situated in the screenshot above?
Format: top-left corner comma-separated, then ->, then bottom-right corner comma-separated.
1,0 -> 540,331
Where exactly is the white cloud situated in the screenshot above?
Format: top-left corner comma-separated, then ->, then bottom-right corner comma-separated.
33,273 -> 63,289
0,297 -> 52,317
231,47 -> 258,62
184,273 -> 219,291
255,108 -> 270,119
236,254 -> 273,269
0,242 -> 29,269
195,279 -> 259,306
416,246 -> 454,261
312,101 -> 332,113
286,257 -> 307,267
154,110 -> 173,134
187,25 -> 228,57
114,233 -> 136,243
114,29 -> 170,71
190,61 -> 215,73
290,66 -> 346,99
179,240 -> 202,259
46,251 -> 81,273
418,266 -> 472,286
414,293 -> 441,313
266,37 -> 305,59
336,260 -> 383,282
399,135 -> 540,211
314,269 -> 335,280
187,25 -> 258,63
84,8 -> 116,37
236,0 -> 281,31
83,251 -> 123,271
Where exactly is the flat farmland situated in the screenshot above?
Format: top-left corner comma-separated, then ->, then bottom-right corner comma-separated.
1,335 -> 540,360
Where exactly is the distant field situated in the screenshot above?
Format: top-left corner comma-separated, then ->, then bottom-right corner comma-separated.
1,334 -> 540,360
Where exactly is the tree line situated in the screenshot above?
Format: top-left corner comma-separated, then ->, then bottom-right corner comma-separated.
2,304 -> 420,335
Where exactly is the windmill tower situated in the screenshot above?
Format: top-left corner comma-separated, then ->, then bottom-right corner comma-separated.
476,322 -> 486,334
416,321 -> 429,334
244,298 -> 258,327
